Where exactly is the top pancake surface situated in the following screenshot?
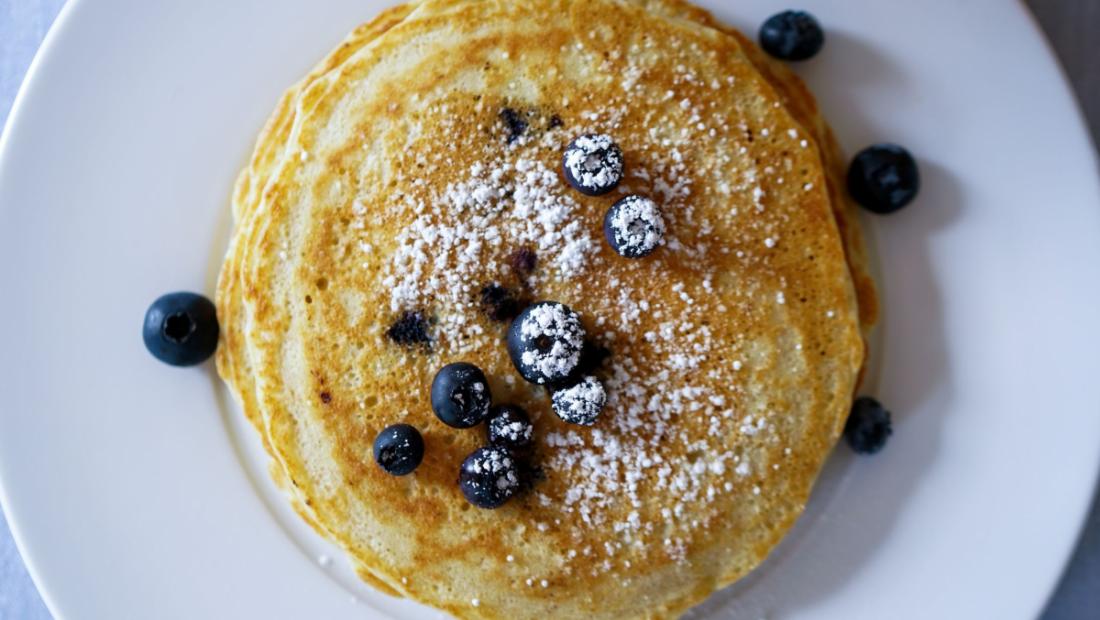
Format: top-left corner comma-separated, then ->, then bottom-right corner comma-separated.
218,1 -> 866,617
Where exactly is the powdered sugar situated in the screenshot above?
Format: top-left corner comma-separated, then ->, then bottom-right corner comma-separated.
385,157 -> 598,348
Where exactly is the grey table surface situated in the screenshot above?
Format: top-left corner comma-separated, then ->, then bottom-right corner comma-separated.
1,0 -> 1098,618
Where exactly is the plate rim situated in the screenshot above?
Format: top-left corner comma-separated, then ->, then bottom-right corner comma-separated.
0,1 -> 1098,618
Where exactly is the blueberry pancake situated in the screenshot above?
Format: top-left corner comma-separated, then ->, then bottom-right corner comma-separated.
216,1 -> 874,617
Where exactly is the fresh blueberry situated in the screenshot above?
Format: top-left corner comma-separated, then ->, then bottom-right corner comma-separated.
550,375 -> 606,426
604,195 -> 666,258
430,362 -> 492,428
848,144 -> 920,214
561,134 -> 624,196
844,396 -> 893,454
142,292 -> 219,366
459,445 -> 520,508
506,301 -> 585,385
759,11 -> 825,61
487,405 -> 534,450
373,424 -> 424,476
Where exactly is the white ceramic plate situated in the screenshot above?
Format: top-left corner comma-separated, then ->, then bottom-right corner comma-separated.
2,0 -> 1098,618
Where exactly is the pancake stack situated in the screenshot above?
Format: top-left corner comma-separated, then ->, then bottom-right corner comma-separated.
216,1 -> 877,617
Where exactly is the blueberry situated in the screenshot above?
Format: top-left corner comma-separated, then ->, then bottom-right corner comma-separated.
510,247 -> 537,277
550,375 -> 606,426
387,310 -> 432,347
844,396 -> 893,454
848,144 -> 920,214
373,424 -> 424,476
759,11 -> 825,61
142,292 -> 219,366
487,405 -> 534,450
506,301 -> 585,385
430,362 -> 492,428
499,107 -> 528,144
575,339 -> 612,376
604,195 -> 666,258
561,134 -> 624,196
479,284 -> 523,322
459,445 -> 520,508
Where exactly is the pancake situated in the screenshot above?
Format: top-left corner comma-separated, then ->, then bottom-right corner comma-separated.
217,1 -> 872,617
215,4 -> 417,593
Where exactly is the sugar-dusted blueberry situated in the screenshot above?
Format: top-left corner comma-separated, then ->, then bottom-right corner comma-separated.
759,10 -> 825,61
459,445 -> 520,508
373,423 -> 424,476
430,362 -> 492,428
506,301 -> 585,385
848,144 -> 920,214
551,375 -> 606,426
561,133 -> 624,196
844,396 -> 893,454
603,195 -> 666,258
142,292 -> 219,366
487,405 -> 534,450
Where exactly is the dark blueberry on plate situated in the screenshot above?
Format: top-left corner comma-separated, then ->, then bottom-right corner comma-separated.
430,362 -> 492,428
848,144 -> 921,214
373,423 -> 424,476
459,445 -> 520,508
550,375 -> 606,426
759,10 -> 825,61
604,195 -> 666,258
487,405 -> 534,450
561,133 -> 624,196
142,292 -> 219,366
844,396 -> 893,454
506,301 -> 585,385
